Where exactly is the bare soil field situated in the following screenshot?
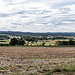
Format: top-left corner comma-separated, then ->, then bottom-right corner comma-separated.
0,47 -> 75,75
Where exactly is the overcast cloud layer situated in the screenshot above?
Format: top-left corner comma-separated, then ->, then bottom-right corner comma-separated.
0,0 -> 75,32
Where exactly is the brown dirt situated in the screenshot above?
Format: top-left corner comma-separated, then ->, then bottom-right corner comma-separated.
0,47 -> 75,59
0,47 -> 75,66
0,47 -> 75,75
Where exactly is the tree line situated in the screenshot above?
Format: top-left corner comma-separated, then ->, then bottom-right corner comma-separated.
9,38 -> 46,46
0,37 -> 75,46
56,39 -> 75,45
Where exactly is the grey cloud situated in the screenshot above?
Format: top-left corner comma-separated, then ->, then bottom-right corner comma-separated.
11,23 -> 21,25
41,23 -> 49,25
60,7 -> 71,11
55,22 -> 67,25
0,0 -> 75,32
0,12 -> 16,18
62,19 -> 75,22
16,10 -> 51,15
11,26 -> 17,28
51,18 -> 74,26
24,22 -> 35,25
60,14 -> 75,18
0,11 -> 29,18
42,16 -> 51,18
11,22 -> 35,26
21,16 -> 29,18
0,13 -> 11,17
52,1 -> 75,9
59,14 -> 75,22
16,11 -> 25,14
59,7 -> 71,14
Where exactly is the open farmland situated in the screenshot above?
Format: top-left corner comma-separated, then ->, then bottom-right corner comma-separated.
0,47 -> 75,75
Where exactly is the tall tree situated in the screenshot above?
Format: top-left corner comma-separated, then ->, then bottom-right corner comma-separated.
9,38 -> 18,46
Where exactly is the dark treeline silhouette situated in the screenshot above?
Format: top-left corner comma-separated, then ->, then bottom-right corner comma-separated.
56,39 -> 75,45
0,39 -> 75,46
51,36 -> 67,40
22,36 -> 49,42
9,38 -> 25,46
0,31 -> 75,36
0,35 -> 10,40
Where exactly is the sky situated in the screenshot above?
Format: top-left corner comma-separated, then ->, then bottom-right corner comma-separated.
0,0 -> 75,32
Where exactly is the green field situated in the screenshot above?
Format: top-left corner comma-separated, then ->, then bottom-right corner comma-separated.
0,40 -> 10,44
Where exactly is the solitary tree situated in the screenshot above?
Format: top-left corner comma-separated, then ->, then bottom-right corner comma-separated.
9,38 -> 18,46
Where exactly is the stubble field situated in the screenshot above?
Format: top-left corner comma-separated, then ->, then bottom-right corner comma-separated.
0,47 -> 75,75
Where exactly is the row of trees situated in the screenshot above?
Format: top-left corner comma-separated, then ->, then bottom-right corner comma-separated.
10,38 -> 75,46
0,37 -> 75,46
56,39 -> 75,45
0,35 -> 10,40
22,36 -> 70,41
9,38 -> 46,46
7,38 -> 75,46
22,36 -> 50,42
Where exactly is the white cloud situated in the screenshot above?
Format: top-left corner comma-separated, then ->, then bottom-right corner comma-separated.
0,0 -> 75,32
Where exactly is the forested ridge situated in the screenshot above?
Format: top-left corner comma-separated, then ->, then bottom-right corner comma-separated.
0,31 -> 75,36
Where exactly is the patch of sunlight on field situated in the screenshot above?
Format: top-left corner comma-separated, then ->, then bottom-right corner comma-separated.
45,44 -> 50,46
51,44 -> 55,46
0,40 -> 10,44
25,43 -> 41,46
57,39 -> 69,41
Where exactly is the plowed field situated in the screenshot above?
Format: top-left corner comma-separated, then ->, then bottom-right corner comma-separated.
0,47 -> 75,75
0,47 -> 75,59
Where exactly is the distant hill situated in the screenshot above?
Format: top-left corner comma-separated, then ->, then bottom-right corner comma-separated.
0,31 -> 75,36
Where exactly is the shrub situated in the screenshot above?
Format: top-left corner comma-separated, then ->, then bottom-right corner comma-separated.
17,40 -> 25,46
0,43 -> 9,46
42,42 -> 45,46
